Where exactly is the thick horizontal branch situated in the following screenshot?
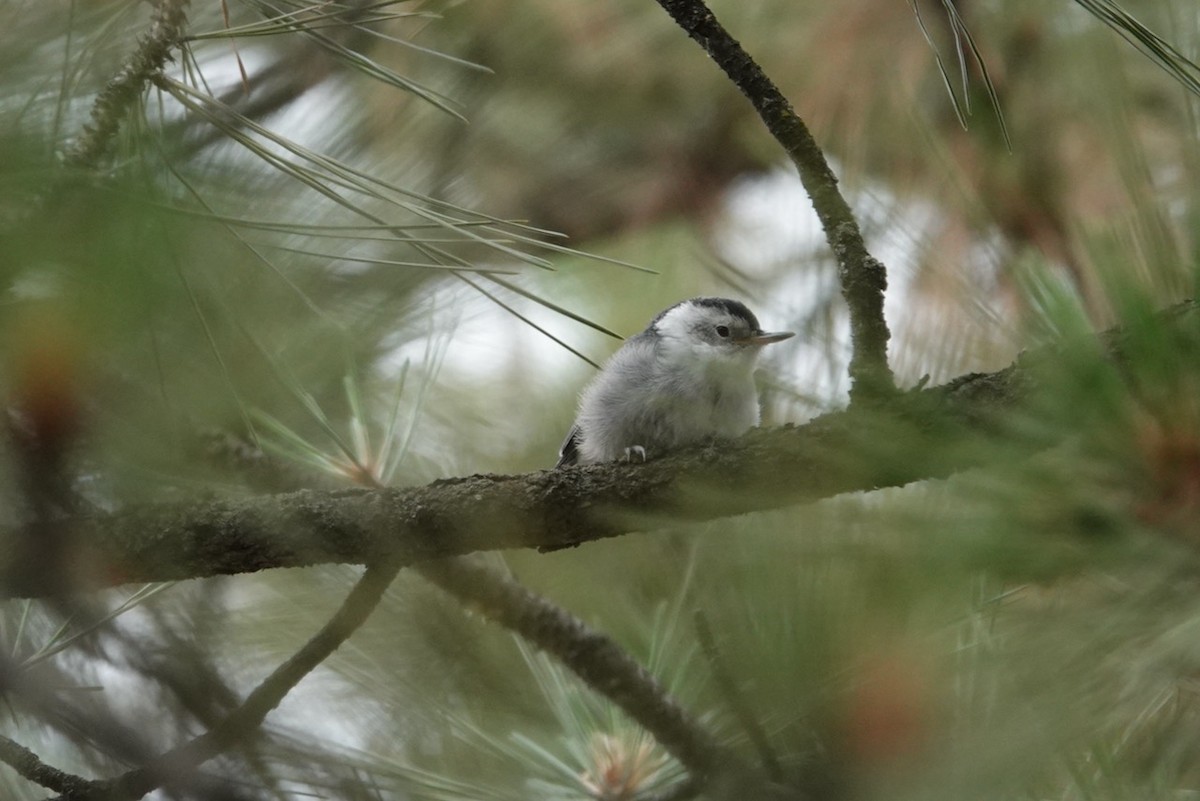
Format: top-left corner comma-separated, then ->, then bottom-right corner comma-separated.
1,301 -> 1191,598
0,365 -> 1024,597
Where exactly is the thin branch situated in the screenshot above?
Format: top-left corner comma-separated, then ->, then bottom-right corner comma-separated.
44,559 -> 402,801
650,0 -> 894,401
419,558 -> 747,790
0,735 -> 90,796
63,0 -> 192,169
0,650 -> 184,792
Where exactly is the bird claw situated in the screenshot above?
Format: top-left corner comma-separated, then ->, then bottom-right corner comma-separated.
622,445 -> 647,463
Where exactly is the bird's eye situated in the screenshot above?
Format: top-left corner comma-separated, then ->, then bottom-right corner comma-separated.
715,325 -> 730,338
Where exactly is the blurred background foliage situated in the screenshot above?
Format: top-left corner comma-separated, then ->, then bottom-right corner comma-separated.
1,0 -> 1200,799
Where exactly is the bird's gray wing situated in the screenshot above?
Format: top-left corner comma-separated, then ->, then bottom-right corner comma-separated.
555,424 -> 582,469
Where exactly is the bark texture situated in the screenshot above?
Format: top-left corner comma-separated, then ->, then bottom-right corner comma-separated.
0,327 -> 1093,598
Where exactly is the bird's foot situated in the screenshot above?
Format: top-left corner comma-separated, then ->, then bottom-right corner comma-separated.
622,445 -> 647,463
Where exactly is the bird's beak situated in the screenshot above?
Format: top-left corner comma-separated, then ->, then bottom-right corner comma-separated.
734,330 -> 795,347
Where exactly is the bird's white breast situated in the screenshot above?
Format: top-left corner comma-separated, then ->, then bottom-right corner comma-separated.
573,336 -> 761,462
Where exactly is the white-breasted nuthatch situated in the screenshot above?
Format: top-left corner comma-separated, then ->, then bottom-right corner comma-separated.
556,297 -> 793,467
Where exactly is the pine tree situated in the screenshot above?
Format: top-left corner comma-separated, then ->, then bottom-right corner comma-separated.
1,1 -> 1199,800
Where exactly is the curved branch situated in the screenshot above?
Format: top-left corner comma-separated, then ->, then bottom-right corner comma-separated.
651,0 -> 894,400
46,559 -> 402,801
419,558 -> 745,789
0,735 -> 89,796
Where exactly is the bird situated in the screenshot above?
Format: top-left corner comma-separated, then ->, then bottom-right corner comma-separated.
556,297 -> 793,467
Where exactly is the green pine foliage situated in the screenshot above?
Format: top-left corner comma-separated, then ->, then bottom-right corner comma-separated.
1,1 -> 1199,800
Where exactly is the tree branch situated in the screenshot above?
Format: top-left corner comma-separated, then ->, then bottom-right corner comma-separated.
0,330 -> 1060,598
651,0 -> 894,400
44,559 -> 402,801
3,301 -> 1190,599
0,735 -> 90,796
384,476 -> 741,792
419,558 -> 746,790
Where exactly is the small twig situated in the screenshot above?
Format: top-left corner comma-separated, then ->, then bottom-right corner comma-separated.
0,652 -> 176,790
0,735 -> 90,796
46,559 -> 402,801
651,0 -> 895,402
62,0 -> 192,169
418,557 -> 749,791
693,610 -> 783,783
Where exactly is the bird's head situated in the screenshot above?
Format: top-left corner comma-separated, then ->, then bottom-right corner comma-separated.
650,297 -> 793,368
